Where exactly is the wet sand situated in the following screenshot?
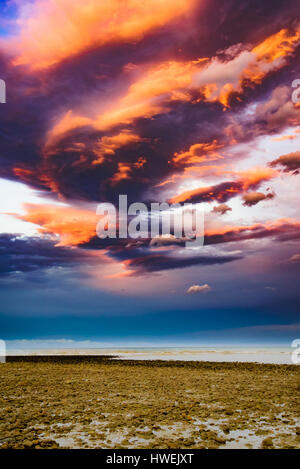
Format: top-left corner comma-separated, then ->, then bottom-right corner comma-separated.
0,357 -> 299,449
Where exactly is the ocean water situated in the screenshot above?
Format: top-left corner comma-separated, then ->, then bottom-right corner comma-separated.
4,344 -> 296,364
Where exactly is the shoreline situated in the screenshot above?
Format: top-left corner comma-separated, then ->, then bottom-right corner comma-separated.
4,346 -> 295,365
3,355 -> 298,367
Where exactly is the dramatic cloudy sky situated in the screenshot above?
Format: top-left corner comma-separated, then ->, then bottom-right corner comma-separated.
0,0 -> 299,345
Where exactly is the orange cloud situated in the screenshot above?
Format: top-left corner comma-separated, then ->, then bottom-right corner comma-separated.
13,203 -> 100,246
46,26 -> 300,142
110,156 -> 147,184
47,58 -> 207,143
13,166 -> 35,181
251,27 -> 300,68
170,182 -> 241,204
92,131 -> 144,165
272,135 -> 298,142
195,27 -> 300,106
156,164 -> 224,188
173,140 -> 223,165
234,166 -> 278,191
10,0 -> 197,69
46,111 -> 92,145
90,59 -> 206,132
169,166 -> 278,204
13,165 -> 65,196
110,162 -> 132,185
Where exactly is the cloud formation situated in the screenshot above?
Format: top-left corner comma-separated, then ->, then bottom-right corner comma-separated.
0,233 -> 95,277
12,203 -> 100,246
270,151 -> 300,174
287,253 -> 300,263
187,284 -> 211,294
120,252 -> 243,275
0,0 -> 299,282
205,219 -> 300,245
9,0 -> 197,69
212,204 -> 232,215
242,192 -> 275,207
169,167 -> 277,204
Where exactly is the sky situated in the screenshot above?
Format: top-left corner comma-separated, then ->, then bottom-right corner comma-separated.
0,0 -> 299,346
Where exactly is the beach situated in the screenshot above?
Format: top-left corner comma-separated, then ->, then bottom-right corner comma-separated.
0,356 -> 299,449
5,346 -> 295,364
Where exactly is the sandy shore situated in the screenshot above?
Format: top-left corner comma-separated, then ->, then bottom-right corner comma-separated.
0,357 -> 299,449
5,346 -> 295,364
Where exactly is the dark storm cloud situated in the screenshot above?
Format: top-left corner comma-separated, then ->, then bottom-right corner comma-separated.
0,233 -> 94,277
79,235 -> 243,275
76,215 -> 300,275
91,218 -> 300,270
123,252 -> 243,274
